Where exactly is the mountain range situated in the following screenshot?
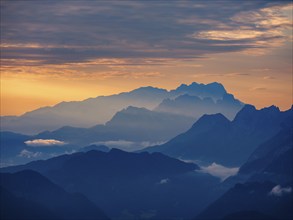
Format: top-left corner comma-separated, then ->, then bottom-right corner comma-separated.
1,82 -> 243,134
35,106 -> 195,145
225,113 -> 293,186
142,104 -> 292,167
1,149 -> 225,219
1,81 -> 292,220
1,103 -> 292,219
0,106 -> 195,166
155,93 -> 242,120
2,119 -> 292,220
195,113 -> 293,220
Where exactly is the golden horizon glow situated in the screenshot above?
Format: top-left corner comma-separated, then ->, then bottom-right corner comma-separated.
1,2 -> 292,116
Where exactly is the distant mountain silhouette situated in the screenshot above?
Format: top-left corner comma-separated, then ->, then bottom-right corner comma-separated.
1,149 -> 226,219
170,82 -> 227,99
143,105 -> 292,166
155,93 -> 243,120
0,170 -> 109,220
1,106 -> 196,166
0,86 -> 168,134
1,82 -> 242,134
35,106 -> 195,145
195,181 -> 293,220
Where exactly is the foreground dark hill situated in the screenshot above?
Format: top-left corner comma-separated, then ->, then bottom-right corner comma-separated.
0,170 -> 109,220
1,149 -> 224,220
143,105 -> 292,166
36,106 -> 195,146
1,82 -> 242,134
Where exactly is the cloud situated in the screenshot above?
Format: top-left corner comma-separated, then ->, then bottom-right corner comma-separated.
199,162 -> 239,181
269,185 -> 292,196
1,1 -> 291,67
191,3 -> 291,55
194,30 -> 266,41
231,4 -> 292,29
24,139 -> 66,147
190,72 -> 250,80
263,76 -> 276,80
250,87 -> 267,91
159,178 -> 170,184
178,158 -> 203,165
18,149 -> 43,158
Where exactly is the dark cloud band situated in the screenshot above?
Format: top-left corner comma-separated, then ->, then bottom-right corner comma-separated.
1,0 -> 291,66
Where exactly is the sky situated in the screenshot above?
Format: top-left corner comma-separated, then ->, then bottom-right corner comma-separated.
1,0 -> 292,116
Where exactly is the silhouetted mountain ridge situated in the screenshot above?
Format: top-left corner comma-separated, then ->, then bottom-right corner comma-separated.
171,82 -> 227,99
143,105 -> 292,166
155,92 -> 243,120
35,106 -> 195,146
1,82 -> 242,134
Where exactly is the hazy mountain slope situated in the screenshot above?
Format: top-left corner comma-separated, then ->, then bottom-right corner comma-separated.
195,181 -> 293,220
0,106 -> 195,167
240,127 -> 292,176
224,113 -> 293,185
1,82 -> 241,134
0,170 -> 109,220
1,149 -> 225,220
36,106 -> 195,145
1,86 -> 169,134
196,114 -> 293,220
143,105 -> 292,166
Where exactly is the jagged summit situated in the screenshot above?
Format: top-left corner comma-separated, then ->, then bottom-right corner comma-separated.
143,103 -> 290,166
262,105 -> 280,113
172,82 -> 227,100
